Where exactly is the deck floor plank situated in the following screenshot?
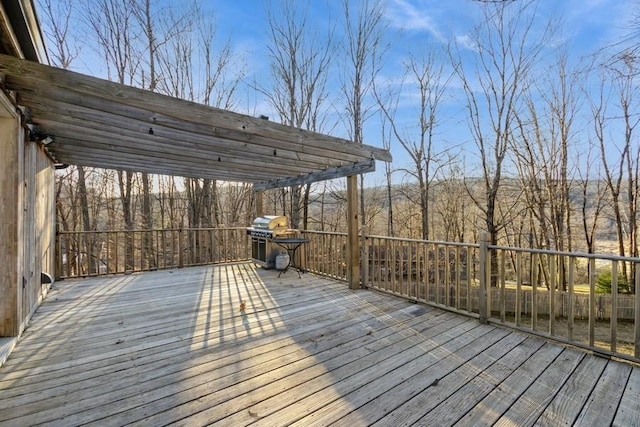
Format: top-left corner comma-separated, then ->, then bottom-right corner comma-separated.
0,263 -> 638,426
371,331 -> 528,427
237,319 -> 482,427
131,312 -> 468,426
289,323 -> 496,427
613,365 -> 640,426
205,306 -> 448,426
303,326 -> 511,426
413,338 -> 555,425
574,359 -> 633,426
1,299 -> 343,392
10,271 -> 342,353
0,298 -> 410,418
3,296 -> 410,424
491,348 -> 586,426
534,354 -> 608,426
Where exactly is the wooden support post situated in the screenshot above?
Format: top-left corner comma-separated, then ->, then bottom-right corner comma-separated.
255,190 -> 264,217
478,231 -> 490,324
346,175 -> 360,289
635,265 -> 640,358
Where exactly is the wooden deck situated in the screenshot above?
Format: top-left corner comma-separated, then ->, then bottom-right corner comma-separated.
0,263 -> 638,426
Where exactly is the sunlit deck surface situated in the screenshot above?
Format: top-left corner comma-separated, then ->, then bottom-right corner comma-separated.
1,263 -> 639,426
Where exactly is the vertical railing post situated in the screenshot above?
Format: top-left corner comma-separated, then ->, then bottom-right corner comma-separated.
611,260 -> 618,353
478,231 -> 490,324
635,264 -> 640,359
362,234 -> 369,288
178,228 -> 184,269
588,258 -> 596,347
346,175 -> 360,289
54,224 -> 61,281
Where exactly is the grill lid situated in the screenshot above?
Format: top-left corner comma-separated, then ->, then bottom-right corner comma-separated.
252,215 -> 289,230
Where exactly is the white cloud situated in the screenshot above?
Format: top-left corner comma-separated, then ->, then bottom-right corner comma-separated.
454,34 -> 477,52
385,0 -> 446,42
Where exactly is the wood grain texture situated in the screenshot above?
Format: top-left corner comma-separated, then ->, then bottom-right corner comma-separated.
613,366 -> 640,427
0,263 -> 638,426
574,359 -> 632,426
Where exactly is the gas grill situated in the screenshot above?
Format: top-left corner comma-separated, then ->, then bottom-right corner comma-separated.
246,215 -> 295,268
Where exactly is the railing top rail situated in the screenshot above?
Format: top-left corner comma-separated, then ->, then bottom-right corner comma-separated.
364,234 -> 480,248
300,230 -> 348,236
58,227 -> 248,234
302,230 -> 479,248
490,243 -> 640,263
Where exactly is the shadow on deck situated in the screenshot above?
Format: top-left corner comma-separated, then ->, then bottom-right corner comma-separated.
0,263 -> 638,426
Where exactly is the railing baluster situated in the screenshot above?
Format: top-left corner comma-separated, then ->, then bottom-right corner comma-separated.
611,260 -> 618,353
568,257 -> 575,341
532,253 -> 538,331
635,265 -> 640,359
435,243 -> 440,305
455,246 -> 460,310
407,242 -> 416,298
550,254 -> 556,336
589,258 -> 596,347
391,239 -> 397,294
500,250 -> 506,322
445,245 -> 451,307
516,251 -> 522,327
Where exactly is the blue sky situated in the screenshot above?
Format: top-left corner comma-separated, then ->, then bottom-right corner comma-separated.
204,0 -> 632,184
41,0 -> 635,185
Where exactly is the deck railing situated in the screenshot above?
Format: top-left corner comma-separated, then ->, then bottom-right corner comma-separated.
485,241 -> 640,364
300,230 -> 349,280
303,230 -> 640,363
55,227 -> 640,362
55,227 -> 250,278
363,235 -> 480,315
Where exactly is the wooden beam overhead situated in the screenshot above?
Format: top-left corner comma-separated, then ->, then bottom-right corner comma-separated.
0,53 -> 392,186
18,91 -> 370,165
23,102 -> 351,171
253,159 -> 376,190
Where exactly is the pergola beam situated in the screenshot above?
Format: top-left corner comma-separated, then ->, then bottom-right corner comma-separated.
0,53 -> 392,190
253,159 -> 375,190
19,92 -> 370,167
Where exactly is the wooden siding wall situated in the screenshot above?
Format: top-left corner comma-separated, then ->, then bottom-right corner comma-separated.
0,91 -> 55,337
0,102 -> 20,337
20,141 -> 55,332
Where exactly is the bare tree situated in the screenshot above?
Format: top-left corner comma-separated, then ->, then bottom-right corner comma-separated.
450,1 -> 552,290
592,56 -> 640,287
132,0 -> 202,267
38,0 -> 80,68
260,0 -> 334,228
376,49 -> 453,240
340,0 -> 387,285
153,3 -> 244,234
451,0 -> 551,249
512,51 -> 579,290
379,112 -> 395,237
577,146 -> 606,255
434,162 -> 473,242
